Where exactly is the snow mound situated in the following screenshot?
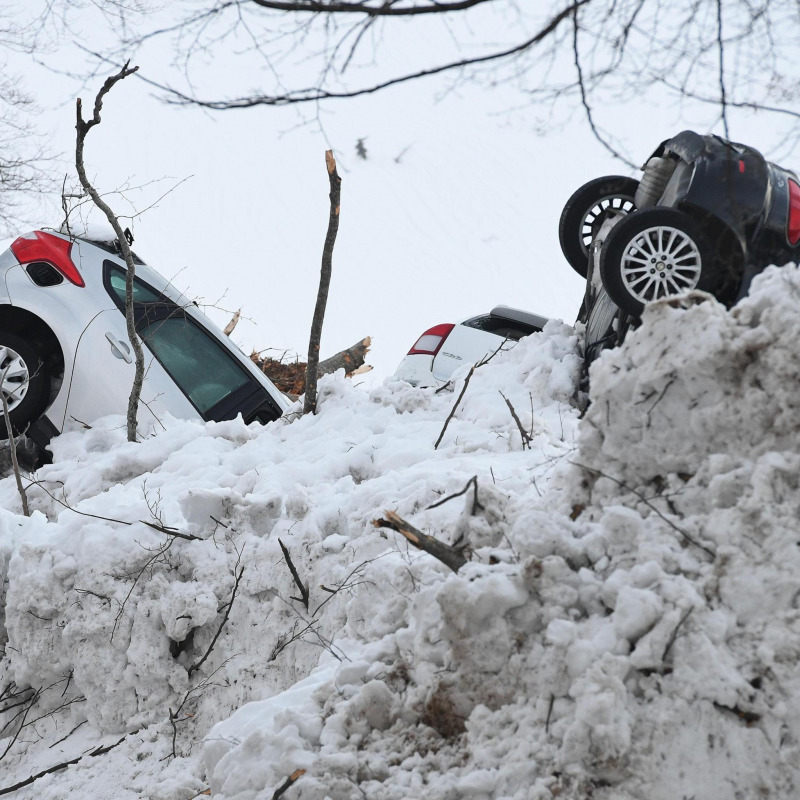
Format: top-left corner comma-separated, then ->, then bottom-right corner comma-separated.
2,269 -> 800,799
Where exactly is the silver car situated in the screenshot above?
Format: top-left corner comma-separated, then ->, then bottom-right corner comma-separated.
0,228 -> 289,451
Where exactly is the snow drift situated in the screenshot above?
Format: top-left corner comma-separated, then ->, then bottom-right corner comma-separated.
1,266 -> 799,799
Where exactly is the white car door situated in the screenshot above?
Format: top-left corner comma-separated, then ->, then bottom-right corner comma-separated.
64,308 -> 198,431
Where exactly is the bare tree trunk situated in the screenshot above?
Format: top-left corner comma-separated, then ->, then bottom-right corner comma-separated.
304,150 -> 342,415
74,62 -> 144,443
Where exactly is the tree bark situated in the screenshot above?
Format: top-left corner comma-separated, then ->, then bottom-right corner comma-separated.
304,150 -> 342,414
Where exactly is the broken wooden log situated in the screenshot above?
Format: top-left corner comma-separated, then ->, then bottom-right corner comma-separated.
373,510 -> 468,573
251,337 -> 372,397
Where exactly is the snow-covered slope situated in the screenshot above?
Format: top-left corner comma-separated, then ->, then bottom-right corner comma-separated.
1,266 -> 800,799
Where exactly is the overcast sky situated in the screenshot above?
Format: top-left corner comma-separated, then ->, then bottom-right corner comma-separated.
5,3 -> 796,380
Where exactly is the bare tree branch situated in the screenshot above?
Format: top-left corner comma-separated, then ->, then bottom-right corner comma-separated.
75,62 -> 144,443
249,0 -> 493,14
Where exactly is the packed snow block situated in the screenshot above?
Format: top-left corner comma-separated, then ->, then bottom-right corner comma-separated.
178,487 -> 283,537
581,266 -> 800,484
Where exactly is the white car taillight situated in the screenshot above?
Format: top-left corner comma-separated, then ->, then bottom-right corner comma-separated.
408,324 -> 455,356
10,230 -> 85,287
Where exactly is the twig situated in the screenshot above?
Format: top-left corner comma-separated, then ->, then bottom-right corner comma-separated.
304,150 -> 342,415
434,365 -> 475,450
545,693 -> 555,733
139,519 -> 201,541
112,539 -> 174,641
188,564 -> 245,676
662,607 -> 694,663
311,557 -> 378,617
373,511 -> 468,573
49,719 -> 87,748
574,463 -> 715,558
0,735 -> 128,796
499,391 -> 533,450
0,688 -> 40,761
278,539 -> 309,610
426,475 -> 484,515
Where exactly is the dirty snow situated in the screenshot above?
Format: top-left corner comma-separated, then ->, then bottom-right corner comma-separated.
1,266 -> 800,798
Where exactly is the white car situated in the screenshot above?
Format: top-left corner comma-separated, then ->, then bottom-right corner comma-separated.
0,228 -> 289,452
393,305 -> 549,387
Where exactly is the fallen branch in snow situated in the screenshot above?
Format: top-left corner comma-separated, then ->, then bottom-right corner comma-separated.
113,538 -> 177,641
434,365 -> 475,450
575,463 -> 716,559
278,539 -> 310,610
25,478 -> 133,525
499,391 -> 533,450
1,365 -> 30,516
0,688 -> 40,762
661,607 -> 694,664
374,511 -> 468,573
167,661 -> 231,760
0,734 -> 129,797
311,557 -> 378,617
545,693 -> 555,733
0,675 -> 85,765
269,620 -> 310,662
271,769 -> 306,800
139,519 -> 201,541
23,478 -> 202,543
426,475 -> 484,515
188,560 -> 245,676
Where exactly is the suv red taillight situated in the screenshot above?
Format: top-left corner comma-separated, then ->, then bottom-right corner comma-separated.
408,323 -> 455,356
788,180 -> 800,246
10,230 -> 84,287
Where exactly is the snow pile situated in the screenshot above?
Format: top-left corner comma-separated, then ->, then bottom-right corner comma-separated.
2,268 -> 800,798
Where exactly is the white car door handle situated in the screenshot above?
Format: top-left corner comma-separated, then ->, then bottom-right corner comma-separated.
105,332 -> 133,363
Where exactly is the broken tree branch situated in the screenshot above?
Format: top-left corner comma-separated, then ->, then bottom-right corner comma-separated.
373,510 -> 468,573
499,391 -> 533,450
304,150 -> 342,415
271,769 -> 306,800
278,538 -> 310,610
223,309 -> 241,336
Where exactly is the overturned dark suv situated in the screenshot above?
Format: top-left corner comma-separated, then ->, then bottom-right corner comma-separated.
559,130 -> 800,374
